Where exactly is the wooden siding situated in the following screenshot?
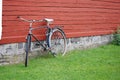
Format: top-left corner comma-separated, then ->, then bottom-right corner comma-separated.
1,0 -> 120,44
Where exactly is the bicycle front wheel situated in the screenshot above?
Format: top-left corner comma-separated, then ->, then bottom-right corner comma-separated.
48,28 -> 67,56
25,34 -> 31,67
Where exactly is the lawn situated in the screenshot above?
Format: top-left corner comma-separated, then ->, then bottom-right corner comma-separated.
0,44 -> 120,80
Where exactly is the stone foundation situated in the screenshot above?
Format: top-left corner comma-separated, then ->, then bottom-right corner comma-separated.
67,34 -> 113,51
0,34 -> 113,65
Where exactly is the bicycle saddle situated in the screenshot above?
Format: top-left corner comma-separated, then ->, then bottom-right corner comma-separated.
44,18 -> 54,24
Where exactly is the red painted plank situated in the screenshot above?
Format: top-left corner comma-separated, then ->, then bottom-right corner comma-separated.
66,30 -> 114,37
2,15 -> 120,21
2,19 -> 120,28
92,0 -> 120,3
2,23 -> 118,30
2,11 -> 120,17
3,6 -> 120,14
3,1 -> 120,10
3,0 -> 120,6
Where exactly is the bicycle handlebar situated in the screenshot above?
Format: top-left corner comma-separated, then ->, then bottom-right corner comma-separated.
17,16 -> 43,23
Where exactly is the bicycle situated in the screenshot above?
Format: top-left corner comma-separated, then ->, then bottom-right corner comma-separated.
17,16 -> 67,67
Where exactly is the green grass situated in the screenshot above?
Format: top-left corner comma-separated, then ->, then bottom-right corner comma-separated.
0,44 -> 120,80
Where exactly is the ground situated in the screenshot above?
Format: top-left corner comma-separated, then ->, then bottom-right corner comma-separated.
0,44 -> 120,80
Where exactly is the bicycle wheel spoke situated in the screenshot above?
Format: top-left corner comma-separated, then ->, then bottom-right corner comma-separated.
48,28 -> 67,56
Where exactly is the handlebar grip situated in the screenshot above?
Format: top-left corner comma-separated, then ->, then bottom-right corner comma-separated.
17,16 -> 21,18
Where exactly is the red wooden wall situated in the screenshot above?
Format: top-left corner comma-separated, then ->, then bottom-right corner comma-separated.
1,0 -> 120,44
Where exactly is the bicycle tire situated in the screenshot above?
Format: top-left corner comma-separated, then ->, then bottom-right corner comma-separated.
25,34 -> 31,67
48,28 -> 67,56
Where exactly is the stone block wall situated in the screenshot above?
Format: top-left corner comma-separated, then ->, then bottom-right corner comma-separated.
67,34 -> 113,51
0,34 -> 113,65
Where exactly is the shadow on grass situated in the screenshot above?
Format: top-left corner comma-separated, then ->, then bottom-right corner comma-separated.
37,53 -> 55,59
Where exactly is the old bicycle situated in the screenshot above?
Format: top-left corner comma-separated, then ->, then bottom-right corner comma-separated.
18,16 -> 67,67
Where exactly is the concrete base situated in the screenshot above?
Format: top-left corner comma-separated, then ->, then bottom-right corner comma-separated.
0,34 -> 113,65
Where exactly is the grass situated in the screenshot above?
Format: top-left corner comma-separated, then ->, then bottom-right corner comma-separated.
0,44 -> 120,80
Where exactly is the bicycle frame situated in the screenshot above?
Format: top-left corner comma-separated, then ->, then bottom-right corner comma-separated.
27,22 -> 51,50
17,16 -> 54,50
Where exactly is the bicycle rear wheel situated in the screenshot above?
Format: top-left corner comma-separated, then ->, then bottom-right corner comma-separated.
25,34 -> 31,67
48,28 -> 67,56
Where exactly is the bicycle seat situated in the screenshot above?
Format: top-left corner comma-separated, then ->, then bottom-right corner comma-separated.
44,18 -> 54,24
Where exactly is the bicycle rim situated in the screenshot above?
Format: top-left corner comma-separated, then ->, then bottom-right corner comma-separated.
48,28 -> 67,56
